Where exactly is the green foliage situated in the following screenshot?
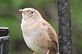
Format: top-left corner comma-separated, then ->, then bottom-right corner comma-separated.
26,0 -> 55,7
0,0 -> 10,4
71,0 -> 82,54
11,0 -> 24,8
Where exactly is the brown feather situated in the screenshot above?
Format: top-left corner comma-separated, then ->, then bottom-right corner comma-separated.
47,27 -> 59,54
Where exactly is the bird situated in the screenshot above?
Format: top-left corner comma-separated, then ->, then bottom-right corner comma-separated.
19,8 -> 59,54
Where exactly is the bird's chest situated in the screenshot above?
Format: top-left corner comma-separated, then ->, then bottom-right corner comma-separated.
22,28 -> 42,52
21,21 -> 40,36
21,21 -> 42,49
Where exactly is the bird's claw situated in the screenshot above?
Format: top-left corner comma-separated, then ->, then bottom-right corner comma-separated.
46,50 -> 50,54
33,48 -> 37,54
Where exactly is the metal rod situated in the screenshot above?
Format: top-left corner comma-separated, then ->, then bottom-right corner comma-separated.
58,0 -> 72,54
0,27 -> 9,54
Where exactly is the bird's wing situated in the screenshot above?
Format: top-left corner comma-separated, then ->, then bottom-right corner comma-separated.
41,20 -> 59,54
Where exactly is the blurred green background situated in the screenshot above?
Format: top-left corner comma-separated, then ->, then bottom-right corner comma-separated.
0,0 -> 82,54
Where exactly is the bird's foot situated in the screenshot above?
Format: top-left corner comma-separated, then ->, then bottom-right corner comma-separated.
33,52 -> 36,54
33,48 -> 37,54
46,50 -> 50,54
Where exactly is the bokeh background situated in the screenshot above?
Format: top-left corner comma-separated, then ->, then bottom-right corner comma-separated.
0,0 -> 82,54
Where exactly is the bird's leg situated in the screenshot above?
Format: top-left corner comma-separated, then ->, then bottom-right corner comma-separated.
46,50 -> 50,54
33,48 -> 37,54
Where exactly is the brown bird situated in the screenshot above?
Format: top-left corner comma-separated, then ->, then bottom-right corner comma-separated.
19,8 -> 59,54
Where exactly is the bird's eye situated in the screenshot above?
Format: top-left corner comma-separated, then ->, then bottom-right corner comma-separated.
31,11 -> 33,13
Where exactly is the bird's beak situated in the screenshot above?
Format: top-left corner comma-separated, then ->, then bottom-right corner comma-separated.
19,9 -> 23,12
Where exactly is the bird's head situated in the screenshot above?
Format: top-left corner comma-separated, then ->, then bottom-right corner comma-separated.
19,8 -> 42,19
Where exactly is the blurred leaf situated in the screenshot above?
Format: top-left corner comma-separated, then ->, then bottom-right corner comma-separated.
11,0 -> 24,8
26,0 -> 55,7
